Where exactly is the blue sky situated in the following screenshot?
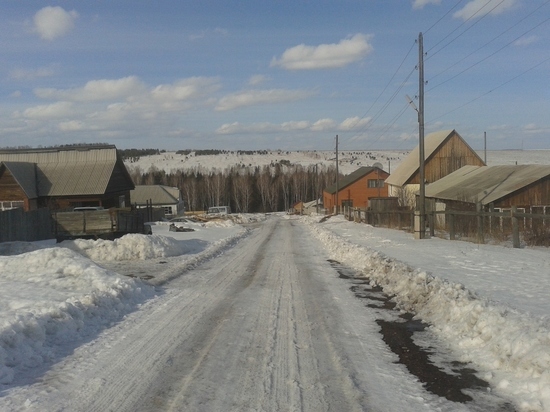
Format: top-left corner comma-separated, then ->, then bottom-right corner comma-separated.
1,0 -> 548,152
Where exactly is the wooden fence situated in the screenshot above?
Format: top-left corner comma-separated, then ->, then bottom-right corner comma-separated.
0,206 -> 159,243
0,208 -> 53,242
344,206 -> 550,248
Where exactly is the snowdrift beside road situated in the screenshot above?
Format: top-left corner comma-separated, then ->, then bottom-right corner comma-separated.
302,215 -> 550,412
0,247 -> 154,385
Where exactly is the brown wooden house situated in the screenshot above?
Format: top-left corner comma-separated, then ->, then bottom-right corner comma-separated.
323,166 -> 389,213
386,129 -> 485,206
0,145 -> 135,212
425,164 -> 550,213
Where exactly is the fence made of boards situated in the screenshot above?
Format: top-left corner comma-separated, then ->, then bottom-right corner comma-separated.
344,206 -> 550,248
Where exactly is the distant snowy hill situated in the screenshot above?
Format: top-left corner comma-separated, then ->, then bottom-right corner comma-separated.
124,149 -> 550,176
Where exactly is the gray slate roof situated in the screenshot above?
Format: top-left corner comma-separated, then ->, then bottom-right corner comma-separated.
131,185 -> 180,205
0,145 -> 131,196
0,162 -> 38,198
324,166 -> 377,194
425,164 -> 550,205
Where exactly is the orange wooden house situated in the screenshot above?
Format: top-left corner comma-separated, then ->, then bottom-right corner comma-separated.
323,166 -> 389,213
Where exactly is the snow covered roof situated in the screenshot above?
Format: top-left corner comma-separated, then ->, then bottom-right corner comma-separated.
425,164 -> 550,205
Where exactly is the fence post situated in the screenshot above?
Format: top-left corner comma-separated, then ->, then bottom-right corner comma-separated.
429,212 -> 435,237
511,206 -> 520,248
449,213 -> 455,240
476,203 -> 484,244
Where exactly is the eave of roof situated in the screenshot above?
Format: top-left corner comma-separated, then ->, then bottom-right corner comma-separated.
425,165 -> 550,205
324,166 -> 377,195
386,129 -> 455,187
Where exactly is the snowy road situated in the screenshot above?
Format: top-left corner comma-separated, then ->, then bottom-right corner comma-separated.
1,218 -> 509,411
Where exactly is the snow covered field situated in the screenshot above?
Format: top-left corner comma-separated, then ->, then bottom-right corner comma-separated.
1,211 -> 550,410
125,149 -> 550,175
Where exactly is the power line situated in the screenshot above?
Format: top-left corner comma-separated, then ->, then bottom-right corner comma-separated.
428,16 -> 550,92
424,0 -> 466,35
429,0 -> 550,83
426,55 -> 550,124
427,0 -> 507,60
426,0 -> 500,56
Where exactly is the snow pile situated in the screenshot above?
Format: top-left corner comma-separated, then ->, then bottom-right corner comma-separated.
302,216 -> 550,412
0,247 -> 154,385
61,234 -> 192,261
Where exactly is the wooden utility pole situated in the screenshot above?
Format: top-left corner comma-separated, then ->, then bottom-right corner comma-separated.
335,135 -> 339,214
418,32 -> 426,239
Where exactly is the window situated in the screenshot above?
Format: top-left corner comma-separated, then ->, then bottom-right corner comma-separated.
0,201 -> 24,211
368,179 -> 384,188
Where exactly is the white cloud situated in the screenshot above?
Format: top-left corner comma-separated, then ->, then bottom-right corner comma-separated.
151,77 -> 221,102
10,91 -> 22,98
270,33 -> 373,70
10,66 -> 56,81
35,77 -> 146,102
216,116 -> 371,135
248,75 -> 270,86
216,89 -> 314,111
513,35 -> 538,47
339,116 -> 371,131
454,0 -> 517,21
412,0 -> 441,9
33,6 -> 78,41
22,101 -> 73,119
58,120 -> 84,132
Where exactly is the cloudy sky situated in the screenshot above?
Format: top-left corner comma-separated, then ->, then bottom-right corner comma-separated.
1,1 -> 548,151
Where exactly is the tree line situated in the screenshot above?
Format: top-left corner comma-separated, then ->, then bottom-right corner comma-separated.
127,163 -> 339,213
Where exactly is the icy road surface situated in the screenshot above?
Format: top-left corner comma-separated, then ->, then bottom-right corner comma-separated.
1,218 -> 505,411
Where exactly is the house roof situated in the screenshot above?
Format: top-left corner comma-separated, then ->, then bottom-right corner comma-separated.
130,185 -> 180,206
425,164 -> 550,205
386,129 -> 482,187
324,166 -> 380,194
0,145 -> 134,196
0,161 -> 38,198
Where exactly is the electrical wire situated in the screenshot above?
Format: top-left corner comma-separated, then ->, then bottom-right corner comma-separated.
426,55 -> 550,125
424,0 -> 466,35
428,16 -> 550,92
429,0 -> 550,83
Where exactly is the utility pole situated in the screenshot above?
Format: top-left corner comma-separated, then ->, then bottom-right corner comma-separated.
335,135 -> 339,214
484,131 -> 487,164
418,32 -> 426,239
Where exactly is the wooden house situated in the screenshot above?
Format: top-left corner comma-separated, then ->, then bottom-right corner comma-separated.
386,129 -> 485,207
0,145 -> 135,211
323,166 -> 389,213
424,164 -> 550,213
130,185 -> 185,217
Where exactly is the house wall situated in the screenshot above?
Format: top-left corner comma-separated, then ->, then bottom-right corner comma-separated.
323,170 -> 389,211
408,132 -> 485,185
493,178 -> 550,209
0,169 -> 33,211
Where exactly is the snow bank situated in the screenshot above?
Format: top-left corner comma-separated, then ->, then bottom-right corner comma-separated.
302,216 -> 550,412
61,234 -> 192,261
0,247 -> 155,385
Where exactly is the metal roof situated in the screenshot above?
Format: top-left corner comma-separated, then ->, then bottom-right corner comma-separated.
386,129 -> 455,187
324,166 -> 378,194
425,165 -> 550,205
130,185 -> 180,205
0,162 -> 38,198
0,146 -> 126,196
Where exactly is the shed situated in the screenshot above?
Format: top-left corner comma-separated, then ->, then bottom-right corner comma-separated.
0,145 -> 134,211
385,129 -> 485,207
424,164 -> 550,212
323,166 -> 389,213
131,185 -> 184,217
